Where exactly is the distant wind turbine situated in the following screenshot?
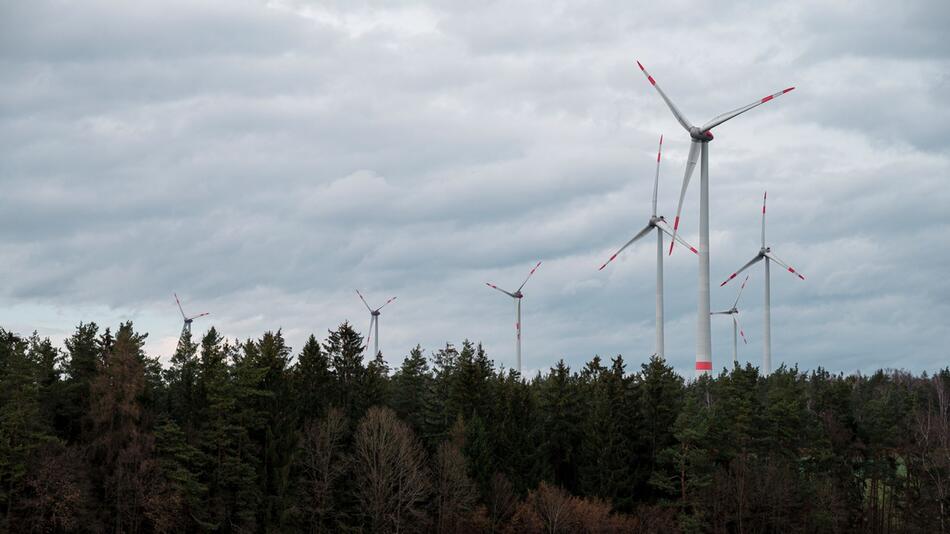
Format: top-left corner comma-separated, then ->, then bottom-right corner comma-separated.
720,192 -> 805,374
486,261 -> 542,374
712,275 -> 750,366
174,293 -> 209,338
356,290 -> 396,357
636,59 -> 795,376
598,135 -> 697,359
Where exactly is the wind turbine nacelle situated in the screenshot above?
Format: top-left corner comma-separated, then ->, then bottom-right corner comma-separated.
690,127 -> 714,141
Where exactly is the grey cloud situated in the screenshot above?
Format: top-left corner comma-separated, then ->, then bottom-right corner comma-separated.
1,0 -> 948,374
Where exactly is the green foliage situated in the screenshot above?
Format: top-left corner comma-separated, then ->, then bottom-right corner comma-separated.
2,317 -> 948,533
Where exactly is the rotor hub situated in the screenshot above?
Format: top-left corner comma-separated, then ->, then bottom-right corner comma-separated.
689,127 -> 714,141
372,310 -> 380,316
514,292 -> 523,299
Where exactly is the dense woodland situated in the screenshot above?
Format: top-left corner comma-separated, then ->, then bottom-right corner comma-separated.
0,321 -> 948,533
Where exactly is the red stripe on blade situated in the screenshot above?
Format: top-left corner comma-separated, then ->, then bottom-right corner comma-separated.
761,95 -> 774,103
648,75 -> 656,85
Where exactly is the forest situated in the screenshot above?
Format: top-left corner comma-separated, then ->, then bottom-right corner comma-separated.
0,321 -> 948,533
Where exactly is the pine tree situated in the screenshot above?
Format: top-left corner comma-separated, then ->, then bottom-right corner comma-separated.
294,334 -> 333,422
538,360 -> 582,491
87,322 -> 182,532
324,322 -> 367,421
60,322 -> 100,442
0,329 -> 54,527
195,328 -> 261,532
165,328 -> 201,436
392,345 -> 432,434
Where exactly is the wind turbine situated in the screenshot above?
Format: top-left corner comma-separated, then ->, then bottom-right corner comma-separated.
636,60 -> 795,376
598,135 -> 697,359
356,290 -> 396,357
720,192 -> 805,374
712,275 -> 749,366
174,293 -> 209,338
486,261 -> 541,374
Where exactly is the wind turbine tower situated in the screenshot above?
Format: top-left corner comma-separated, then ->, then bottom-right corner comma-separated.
720,192 -> 805,374
598,135 -> 697,359
356,290 -> 396,357
174,293 -> 209,339
486,261 -> 542,374
636,60 -> 795,376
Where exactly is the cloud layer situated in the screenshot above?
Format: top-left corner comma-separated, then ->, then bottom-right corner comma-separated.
2,0 -> 948,375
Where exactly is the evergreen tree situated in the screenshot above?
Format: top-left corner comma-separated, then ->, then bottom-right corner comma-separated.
324,322 -> 367,421
196,328 -> 261,532
86,322 -> 182,532
0,329 -> 54,527
60,322 -> 100,441
538,360 -> 582,491
392,345 -> 432,434
165,329 -> 201,436
294,334 -> 333,421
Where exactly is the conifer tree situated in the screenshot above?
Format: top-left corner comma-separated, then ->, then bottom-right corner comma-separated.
0,329 -> 54,527
392,345 -> 432,434
294,334 -> 333,421
61,322 -> 100,441
324,322 -> 367,421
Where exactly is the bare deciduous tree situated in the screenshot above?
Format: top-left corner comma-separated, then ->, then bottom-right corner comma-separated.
297,408 -> 348,534
915,376 -> 950,534
434,440 -> 477,533
487,473 -> 517,533
354,406 -> 430,534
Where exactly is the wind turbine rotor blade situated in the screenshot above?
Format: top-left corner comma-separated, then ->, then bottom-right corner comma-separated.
486,283 -> 516,298
732,275 -> 750,308
377,296 -> 397,311
636,61 -> 693,132
721,254 -> 764,287
364,316 -> 375,352
517,261 -> 542,292
174,293 -> 187,321
668,139 -> 701,255
734,315 -> 749,344
700,87 -> 795,132
652,134 -> 663,215
656,219 -> 698,255
190,312 -> 210,320
761,191 -> 768,248
598,225 -> 653,271
711,310 -> 732,315
765,251 -> 806,280
355,289 -> 373,312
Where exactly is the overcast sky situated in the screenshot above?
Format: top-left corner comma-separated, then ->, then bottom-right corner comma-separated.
2,0 -> 949,377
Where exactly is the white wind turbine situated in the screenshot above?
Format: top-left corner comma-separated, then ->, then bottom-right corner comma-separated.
636,60 -> 795,376
711,275 -> 750,366
598,135 -> 697,359
720,192 -> 805,374
174,293 -> 209,338
356,290 -> 396,357
486,261 -> 541,374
